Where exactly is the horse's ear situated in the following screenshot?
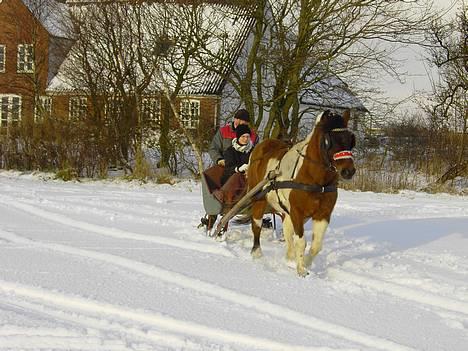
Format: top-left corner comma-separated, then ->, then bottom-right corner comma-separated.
316,110 -> 331,125
342,109 -> 351,126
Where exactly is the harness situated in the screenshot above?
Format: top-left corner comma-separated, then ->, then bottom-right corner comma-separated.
253,180 -> 337,201
252,127 -> 354,214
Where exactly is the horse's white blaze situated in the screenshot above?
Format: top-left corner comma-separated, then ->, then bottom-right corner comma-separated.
310,219 -> 329,257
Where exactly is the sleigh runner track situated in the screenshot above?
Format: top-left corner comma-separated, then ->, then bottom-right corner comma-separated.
0,174 -> 467,350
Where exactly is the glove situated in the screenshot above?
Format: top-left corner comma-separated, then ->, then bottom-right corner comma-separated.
237,163 -> 248,173
217,159 -> 225,167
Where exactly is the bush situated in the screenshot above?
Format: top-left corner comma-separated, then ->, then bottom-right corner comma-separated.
55,165 -> 79,181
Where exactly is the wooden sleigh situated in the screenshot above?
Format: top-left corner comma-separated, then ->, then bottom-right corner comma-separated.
199,165 -> 278,236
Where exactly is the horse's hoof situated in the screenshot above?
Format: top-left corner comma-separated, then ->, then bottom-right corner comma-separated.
304,254 -> 313,267
215,233 -> 226,242
251,247 -> 263,259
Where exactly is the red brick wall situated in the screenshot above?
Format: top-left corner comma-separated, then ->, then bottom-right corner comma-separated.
0,0 -> 50,122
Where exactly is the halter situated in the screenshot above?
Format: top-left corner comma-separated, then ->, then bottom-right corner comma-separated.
254,127 -> 354,214
333,150 -> 353,161
295,127 -> 354,175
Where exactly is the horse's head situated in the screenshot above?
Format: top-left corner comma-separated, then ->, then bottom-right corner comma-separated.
316,110 -> 356,180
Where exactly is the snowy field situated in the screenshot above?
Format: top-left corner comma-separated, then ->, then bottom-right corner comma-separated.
0,170 -> 467,351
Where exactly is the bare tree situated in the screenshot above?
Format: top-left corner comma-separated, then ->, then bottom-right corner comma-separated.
424,0 -> 467,181
196,0 -> 438,140
63,2 -> 169,172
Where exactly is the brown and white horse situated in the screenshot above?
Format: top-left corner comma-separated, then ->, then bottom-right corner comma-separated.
247,110 -> 356,276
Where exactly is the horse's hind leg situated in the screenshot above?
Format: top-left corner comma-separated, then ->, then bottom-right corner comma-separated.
251,200 -> 267,258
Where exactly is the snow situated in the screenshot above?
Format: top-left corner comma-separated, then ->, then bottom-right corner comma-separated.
0,170 -> 467,351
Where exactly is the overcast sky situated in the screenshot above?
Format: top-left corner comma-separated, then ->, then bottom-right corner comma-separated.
382,0 -> 461,113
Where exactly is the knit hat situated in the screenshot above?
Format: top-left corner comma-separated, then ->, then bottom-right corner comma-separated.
235,124 -> 251,139
234,109 -> 250,122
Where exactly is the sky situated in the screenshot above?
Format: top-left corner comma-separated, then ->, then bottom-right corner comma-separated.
0,170 -> 467,350
383,0 -> 461,112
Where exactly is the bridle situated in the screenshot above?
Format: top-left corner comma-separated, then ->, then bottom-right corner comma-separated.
296,127 -> 355,174
253,127 -> 355,212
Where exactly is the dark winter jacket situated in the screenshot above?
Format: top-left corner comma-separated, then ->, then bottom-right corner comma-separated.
221,139 -> 253,185
209,123 -> 258,165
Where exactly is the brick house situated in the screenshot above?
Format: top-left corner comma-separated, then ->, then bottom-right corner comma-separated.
1,0 -> 365,161
0,0 -> 253,143
0,0 -> 73,131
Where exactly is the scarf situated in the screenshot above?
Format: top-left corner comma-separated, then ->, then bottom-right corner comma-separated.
232,138 -> 253,153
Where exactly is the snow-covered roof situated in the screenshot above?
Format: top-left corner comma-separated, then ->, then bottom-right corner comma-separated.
47,2 -> 254,95
22,0 -> 71,38
300,76 -> 367,112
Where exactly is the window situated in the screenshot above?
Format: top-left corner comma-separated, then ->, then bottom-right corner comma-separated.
180,99 -> 200,129
0,45 -> 5,72
17,44 -> 34,73
69,97 -> 87,119
35,96 -> 52,122
105,96 -> 123,117
0,95 -> 22,127
141,97 -> 161,124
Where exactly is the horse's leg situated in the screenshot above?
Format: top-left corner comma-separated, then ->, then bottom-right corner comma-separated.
251,199 -> 267,258
289,210 -> 307,277
282,215 -> 295,261
307,219 -> 329,265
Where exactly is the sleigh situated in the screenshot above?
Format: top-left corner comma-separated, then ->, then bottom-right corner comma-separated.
199,165 -> 276,236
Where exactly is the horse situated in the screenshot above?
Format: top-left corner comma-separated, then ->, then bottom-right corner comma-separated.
247,110 -> 356,276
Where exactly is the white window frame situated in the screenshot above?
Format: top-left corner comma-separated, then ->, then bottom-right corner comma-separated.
180,99 -> 200,129
17,44 -> 34,73
35,96 -> 52,122
0,45 -> 5,73
141,97 -> 161,124
69,96 -> 87,120
0,94 -> 22,127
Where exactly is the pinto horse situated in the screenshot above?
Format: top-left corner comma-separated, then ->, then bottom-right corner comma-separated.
247,110 -> 356,276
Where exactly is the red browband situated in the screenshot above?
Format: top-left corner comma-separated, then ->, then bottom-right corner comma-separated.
333,150 -> 353,161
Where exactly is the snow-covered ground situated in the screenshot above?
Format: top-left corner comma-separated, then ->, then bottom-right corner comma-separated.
0,170 -> 467,351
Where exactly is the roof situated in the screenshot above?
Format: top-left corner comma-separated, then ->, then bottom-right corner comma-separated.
300,76 -> 367,112
47,2 -> 255,95
22,0 -> 71,38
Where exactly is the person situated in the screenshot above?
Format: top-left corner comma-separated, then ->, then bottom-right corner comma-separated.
213,124 -> 253,206
209,108 -> 258,167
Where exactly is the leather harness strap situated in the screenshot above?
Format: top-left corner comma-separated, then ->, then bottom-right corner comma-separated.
250,127 -> 350,214
253,180 -> 337,202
